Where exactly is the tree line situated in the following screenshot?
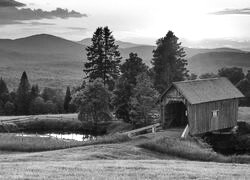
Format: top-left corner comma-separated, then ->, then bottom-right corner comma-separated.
72,28 -> 188,128
72,27 -> 250,128
2,26 -> 249,128
195,67 -> 250,106
0,72 -> 76,115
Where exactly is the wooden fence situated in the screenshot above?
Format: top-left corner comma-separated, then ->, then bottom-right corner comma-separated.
123,123 -> 161,137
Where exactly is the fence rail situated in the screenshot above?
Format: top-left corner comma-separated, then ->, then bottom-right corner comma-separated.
0,114 -> 78,123
123,123 -> 161,137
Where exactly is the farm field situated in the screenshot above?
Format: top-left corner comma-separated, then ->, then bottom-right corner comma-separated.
0,143 -> 249,179
0,107 -> 249,179
238,107 -> 250,123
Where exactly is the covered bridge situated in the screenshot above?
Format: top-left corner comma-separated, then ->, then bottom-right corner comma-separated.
158,77 -> 244,135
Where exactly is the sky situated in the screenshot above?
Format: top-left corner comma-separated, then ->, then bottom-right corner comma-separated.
1,0 -> 250,45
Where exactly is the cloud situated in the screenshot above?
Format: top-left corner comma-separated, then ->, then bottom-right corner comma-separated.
28,22 -> 55,26
67,27 -> 87,31
0,0 -> 87,25
211,8 -> 250,15
0,0 -> 25,7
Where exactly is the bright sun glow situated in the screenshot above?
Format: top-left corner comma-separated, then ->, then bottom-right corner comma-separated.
1,0 -> 250,44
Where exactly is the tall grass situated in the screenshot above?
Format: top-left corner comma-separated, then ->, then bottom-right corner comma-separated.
0,133 -> 130,152
139,136 -> 250,164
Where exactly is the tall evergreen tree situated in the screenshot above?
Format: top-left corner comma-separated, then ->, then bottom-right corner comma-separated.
64,86 -> 71,113
152,31 -> 188,93
16,71 -> 31,115
4,101 -> 15,115
112,53 -> 148,122
0,78 -> 10,105
30,85 -> 39,100
0,78 -> 9,95
84,26 -> 121,90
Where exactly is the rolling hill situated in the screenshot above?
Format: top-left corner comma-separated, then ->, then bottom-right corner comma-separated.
78,38 -> 142,49
0,34 -> 250,90
187,51 -> 250,75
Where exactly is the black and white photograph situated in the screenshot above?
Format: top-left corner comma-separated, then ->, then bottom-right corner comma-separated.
0,0 -> 250,179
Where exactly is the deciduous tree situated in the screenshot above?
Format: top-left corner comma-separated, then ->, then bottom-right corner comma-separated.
112,53 -> 148,122
199,72 -> 218,79
129,73 -> 159,127
71,79 -> 112,128
218,67 -> 244,85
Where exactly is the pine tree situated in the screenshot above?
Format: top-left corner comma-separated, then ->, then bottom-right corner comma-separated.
112,53 -> 148,122
16,71 -> 31,115
4,101 -> 15,115
0,78 -> 9,95
30,85 -> 39,100
152,31 -> 188,93
64,86 -> 71,113
84,26 -> 121,90
0,78 -> 10,105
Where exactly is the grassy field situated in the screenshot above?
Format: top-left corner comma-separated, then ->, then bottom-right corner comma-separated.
0,130 -> 249,179
0,108 -> 249,179
0,143 -> 249,179
238,107 -> 250,123
0,133 -> 129,152
139,136 -> 250,164
0,160 -> 250,180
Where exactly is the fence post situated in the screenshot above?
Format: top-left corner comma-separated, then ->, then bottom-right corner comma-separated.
152,126 -> 156,133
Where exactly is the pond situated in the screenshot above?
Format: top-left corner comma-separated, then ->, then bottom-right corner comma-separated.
204,133 -> 250,156
15,133 -> 96,142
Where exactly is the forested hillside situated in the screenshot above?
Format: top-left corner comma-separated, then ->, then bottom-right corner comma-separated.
0,34 -> 249,89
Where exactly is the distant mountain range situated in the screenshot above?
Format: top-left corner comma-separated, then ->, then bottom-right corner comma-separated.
77,38 -> 142,49
181,39 -> 250,51
0,34 -> 250,89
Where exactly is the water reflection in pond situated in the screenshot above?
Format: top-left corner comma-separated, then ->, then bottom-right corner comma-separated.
15,133 -> 96,142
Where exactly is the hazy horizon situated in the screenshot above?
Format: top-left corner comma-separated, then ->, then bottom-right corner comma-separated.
1,0 -> 250,46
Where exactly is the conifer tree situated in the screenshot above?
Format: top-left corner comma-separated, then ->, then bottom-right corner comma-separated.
16,71 -> 31,115
0,78 -> 10,105
152,31 -> 188,93
0,78 -> 9,95
4,101 -> 15,115
30,85 -> 39,100
64,86 -> 71,113
84,26 -> 121,90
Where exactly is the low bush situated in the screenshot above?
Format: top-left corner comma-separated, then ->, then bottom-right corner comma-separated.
15,118 -> 82,134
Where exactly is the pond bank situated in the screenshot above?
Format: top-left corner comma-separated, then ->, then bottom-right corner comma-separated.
0,117 -> 133,136
203,121 -> 250,156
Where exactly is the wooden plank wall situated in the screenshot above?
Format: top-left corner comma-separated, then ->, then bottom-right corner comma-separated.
187,99 -> 238,135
